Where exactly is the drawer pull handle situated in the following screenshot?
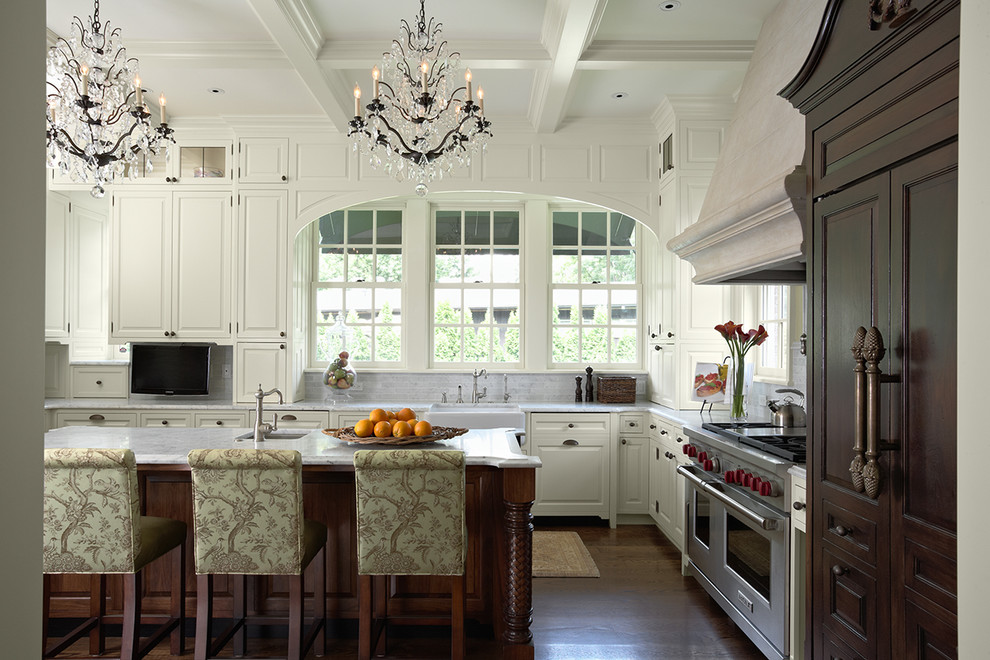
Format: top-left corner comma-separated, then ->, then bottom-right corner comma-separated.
88,414 -> 105,421
161,420 -> 168,425
95,380 -> 102,385
281,414 -> 297,421
562,439 -> 579,446
831,565 -> 849,577
660,429 -> 668,435
567,423 -> 575,428
649,424 -> 656,430
793,501 -> 806,511
834,525 -> 850,537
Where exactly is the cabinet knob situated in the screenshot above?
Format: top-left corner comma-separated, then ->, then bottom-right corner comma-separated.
281,175 -> 287,182
562,439 -> 579,446
832,565 -> 849,577
161,420 -> 168,425
279,344 -> 285,349
628,421 -> 635,427
215,420 -> 223,426
654,345 -> 662,351
89,414 -> 105,421
95,380 -> 102,385
280,331 -> 286,337
164,331 -> 170,337
660,429 -> 667,435
667,332 -> 675,338
834,525 -> 850,537
170,331 -> 176,337
793,501 -> 806,511
649,424 -> 656,430
567,423 -> 574,428
621,438 -> 627,445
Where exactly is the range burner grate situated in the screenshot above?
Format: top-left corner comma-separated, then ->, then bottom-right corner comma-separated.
737,436 -> 807,463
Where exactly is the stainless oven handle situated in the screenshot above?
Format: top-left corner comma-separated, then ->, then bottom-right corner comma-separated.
677,464 -> 783,531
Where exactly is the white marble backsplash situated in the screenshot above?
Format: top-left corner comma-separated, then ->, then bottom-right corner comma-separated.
304,369 -> 646,404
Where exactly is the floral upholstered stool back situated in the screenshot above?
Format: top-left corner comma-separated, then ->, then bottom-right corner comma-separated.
187,448 -> 327,660
43,447 -> 186,659
353,449 -> 467,660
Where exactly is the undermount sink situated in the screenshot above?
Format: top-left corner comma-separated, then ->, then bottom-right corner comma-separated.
424,403 -> 525,430
235,429 -> 312,441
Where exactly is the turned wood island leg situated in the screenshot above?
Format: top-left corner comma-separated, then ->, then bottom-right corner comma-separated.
499,468 -> 535,660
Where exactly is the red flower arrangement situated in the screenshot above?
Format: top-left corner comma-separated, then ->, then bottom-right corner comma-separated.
715,321 -> 769,419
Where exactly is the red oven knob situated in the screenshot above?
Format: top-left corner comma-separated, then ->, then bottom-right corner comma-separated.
698,451 -> 709,462
724,470 -> 735,484
687,445 -> 698,458
743,473 -> 754,488
703,459 -> 714,472
682,444 -> 690,455
751,477 -> 763,492
735,469 -> 746,484
759,481 -> 772,496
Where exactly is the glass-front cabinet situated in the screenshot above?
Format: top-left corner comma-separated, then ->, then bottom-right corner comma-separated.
121,140 -> 233,185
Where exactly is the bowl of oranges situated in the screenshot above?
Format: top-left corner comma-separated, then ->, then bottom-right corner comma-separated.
324,407 -> 468,445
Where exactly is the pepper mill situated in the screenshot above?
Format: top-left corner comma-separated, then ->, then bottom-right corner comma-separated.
585,366 -> 594,402
575,376 -> 583,402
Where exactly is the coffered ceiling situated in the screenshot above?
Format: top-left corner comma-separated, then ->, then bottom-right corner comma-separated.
46,0 -> 781,132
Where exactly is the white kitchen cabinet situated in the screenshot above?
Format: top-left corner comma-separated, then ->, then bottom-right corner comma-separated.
234,342 -> 288,404
531,413 -> 610,519
249,409 -> 329,430
648,342 -> 677,408
238,138 -> 289,183
55,410 -> 138,427
649,416 -> 687,551
111,190 -> 232,341
70,364 -> 128,399
122,141 -> 232,185
616,433 -> 649,515
235,190 -> 287,339
139,411 -> 192,428
193,411 -> 248,428
45,192 -> 70,339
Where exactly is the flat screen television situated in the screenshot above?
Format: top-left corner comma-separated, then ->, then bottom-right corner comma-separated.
130,343 -> 212,396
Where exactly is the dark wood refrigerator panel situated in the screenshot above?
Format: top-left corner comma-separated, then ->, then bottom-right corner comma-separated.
784,1 -> 959,657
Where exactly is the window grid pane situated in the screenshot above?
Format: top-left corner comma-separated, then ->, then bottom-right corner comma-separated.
432,209 -> 522,366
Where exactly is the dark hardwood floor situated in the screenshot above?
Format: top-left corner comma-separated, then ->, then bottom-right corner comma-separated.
50,521 -> 764,659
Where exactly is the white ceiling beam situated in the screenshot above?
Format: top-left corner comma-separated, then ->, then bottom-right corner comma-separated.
247,0 -> 352,132
317,40 -> 552,70
127,41 -> 291,69
580,40 -> 756,66
533,0 -> 610,134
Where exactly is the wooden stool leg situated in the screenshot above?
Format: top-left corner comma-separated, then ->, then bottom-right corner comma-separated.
315,546 -> 326,657
452,574 -> 465,660
89,574 -> 106,656
120,571 -> 141,660
170,541 -> 186,656
194,574 -> 213,660
232,575 -> 246,657
373,575 -> 388,657
358,575 -> 372,660
288,573 -> 303,660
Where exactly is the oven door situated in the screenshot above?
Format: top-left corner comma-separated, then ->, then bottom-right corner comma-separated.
679,464 -> 790,660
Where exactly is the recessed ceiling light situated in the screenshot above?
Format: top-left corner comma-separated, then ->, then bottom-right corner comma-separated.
208,88 -> 225,95
659,1 -> 681,11
612,92 -> 629,100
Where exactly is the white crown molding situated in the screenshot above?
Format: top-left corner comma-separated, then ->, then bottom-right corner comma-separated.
317,40 -> 551,69
581,40 -> 756,66
128,40 -> 289,68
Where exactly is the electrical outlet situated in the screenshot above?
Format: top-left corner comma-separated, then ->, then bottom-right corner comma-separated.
222,365 -> 231,378
755,394 -> 767,409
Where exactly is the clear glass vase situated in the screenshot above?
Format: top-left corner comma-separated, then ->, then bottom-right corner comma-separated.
323,352 -> 356,399
730,356 -> 748,422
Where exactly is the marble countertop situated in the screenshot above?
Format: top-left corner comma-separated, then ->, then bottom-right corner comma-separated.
44,426 -> 541,469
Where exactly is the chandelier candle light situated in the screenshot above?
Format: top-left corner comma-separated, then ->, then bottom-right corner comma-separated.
348,0 -> 493,196
715,321 -> 769,421
46,0 -> 175,197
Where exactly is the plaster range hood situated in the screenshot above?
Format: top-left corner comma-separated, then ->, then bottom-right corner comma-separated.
668,0 -> 826,285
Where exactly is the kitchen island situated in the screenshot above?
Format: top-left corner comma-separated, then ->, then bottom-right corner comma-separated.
44,426 -> 540,660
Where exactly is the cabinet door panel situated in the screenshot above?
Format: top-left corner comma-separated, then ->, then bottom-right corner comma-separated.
534,442 -> 608,516
235,343 -> 287,403
818,544 -> 878,660
172,192 -> 231,337
112,193 -> 171,338
616,435 -> 648,514
45,193 -> 70,338
237,191 -> 287,338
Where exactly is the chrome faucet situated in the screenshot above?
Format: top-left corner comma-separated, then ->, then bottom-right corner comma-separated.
253,384 -> 284,442
472,368 -> 488,404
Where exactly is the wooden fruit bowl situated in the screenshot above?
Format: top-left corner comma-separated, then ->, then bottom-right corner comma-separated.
322,425 -> 468,445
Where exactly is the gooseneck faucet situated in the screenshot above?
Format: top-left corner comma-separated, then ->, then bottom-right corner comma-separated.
472,368 -> 488,404
253,384 -> 284,442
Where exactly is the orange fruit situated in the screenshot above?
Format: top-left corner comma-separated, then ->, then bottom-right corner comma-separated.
354,419 -> 374,438
369,408 -> 389,423
413,420 -> 433,437
373,420 -> 393,438
392,421 -> 413,438
396,407 -> 417,422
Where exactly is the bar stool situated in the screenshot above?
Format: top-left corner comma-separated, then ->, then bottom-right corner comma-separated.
353,449 -> 467,660
42,448 -> 186,660
187,448 -> 327,660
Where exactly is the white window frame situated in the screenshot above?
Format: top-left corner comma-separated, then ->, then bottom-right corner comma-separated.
548,208 -> 641,370
429,206 -> 524,369
746,284 -> 792,385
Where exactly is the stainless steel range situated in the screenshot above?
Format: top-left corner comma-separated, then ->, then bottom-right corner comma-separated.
678,422 -> 806,660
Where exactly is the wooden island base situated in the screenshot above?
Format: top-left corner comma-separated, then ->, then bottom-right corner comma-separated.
45,463 -> 536,659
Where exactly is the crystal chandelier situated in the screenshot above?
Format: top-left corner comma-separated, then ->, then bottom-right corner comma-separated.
46,0 -> 175,198
348,0 -> 493,196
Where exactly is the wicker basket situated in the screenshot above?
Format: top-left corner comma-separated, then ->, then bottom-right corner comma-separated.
596,376 -> 637,403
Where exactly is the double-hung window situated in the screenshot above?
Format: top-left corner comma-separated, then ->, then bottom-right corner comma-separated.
550,210 -> 638,366
314,209 -> 403,366
432,209 -> 521,366
753,284 -> 790,384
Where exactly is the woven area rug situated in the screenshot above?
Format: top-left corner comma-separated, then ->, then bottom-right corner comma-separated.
532,531 -> 600,578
